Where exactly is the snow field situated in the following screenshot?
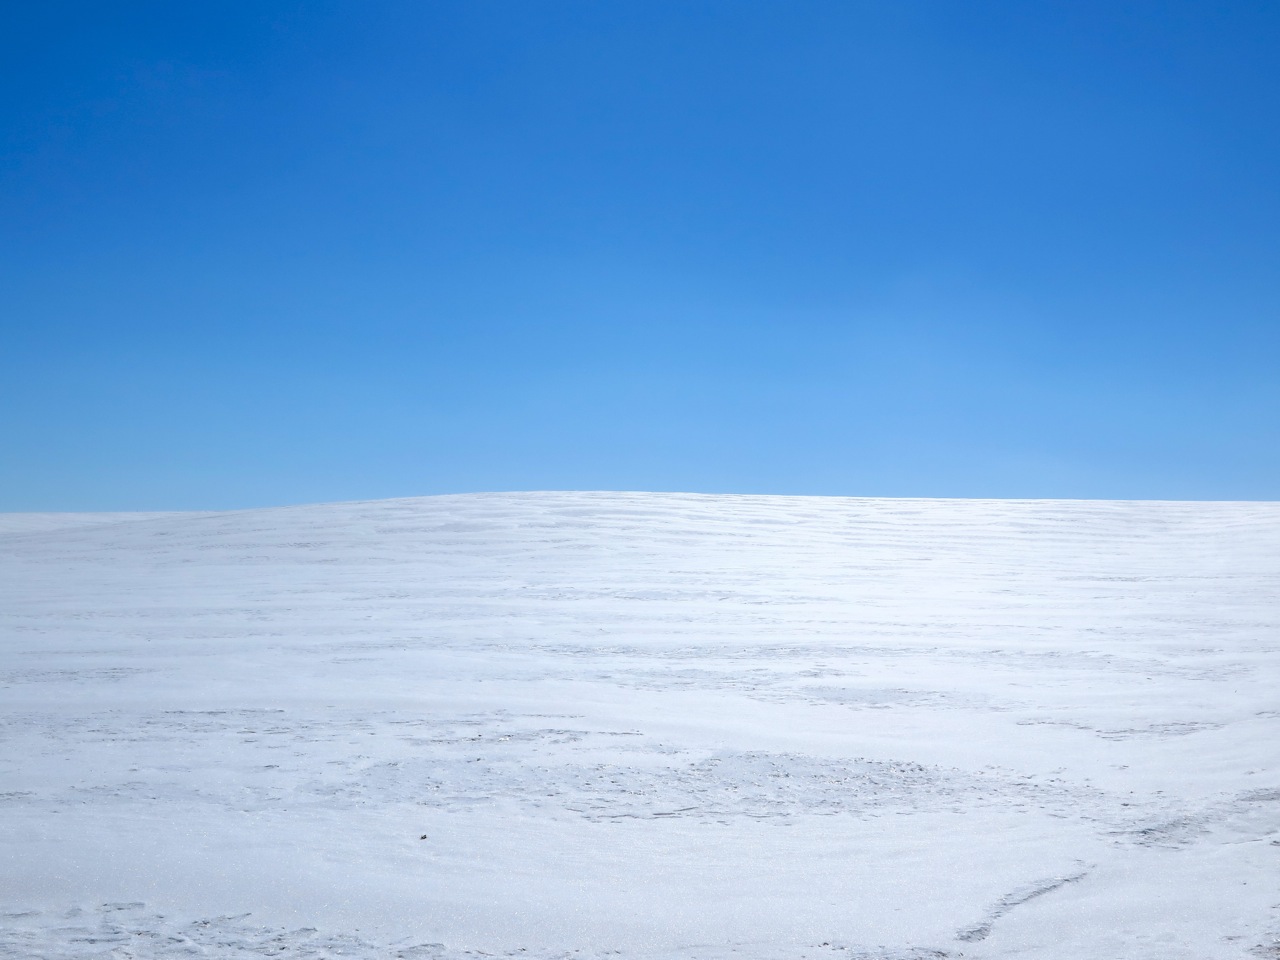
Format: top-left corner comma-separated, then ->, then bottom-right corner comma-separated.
1,492 -> 1278,958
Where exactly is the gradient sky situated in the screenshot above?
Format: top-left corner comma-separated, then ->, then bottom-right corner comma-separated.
3,1 -> 1278,509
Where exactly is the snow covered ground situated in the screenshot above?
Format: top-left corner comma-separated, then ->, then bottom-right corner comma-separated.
1,492 -> 1277,959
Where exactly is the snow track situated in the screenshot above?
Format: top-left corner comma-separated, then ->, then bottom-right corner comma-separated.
1,492 -> 1277,958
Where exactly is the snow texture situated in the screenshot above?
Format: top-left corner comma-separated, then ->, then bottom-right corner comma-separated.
1,492 -> 1278,959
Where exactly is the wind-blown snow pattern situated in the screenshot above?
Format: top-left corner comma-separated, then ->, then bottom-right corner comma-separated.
1,492 -> 1278,959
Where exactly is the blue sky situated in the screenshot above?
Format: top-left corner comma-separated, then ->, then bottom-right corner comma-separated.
3,1 -> 1278,509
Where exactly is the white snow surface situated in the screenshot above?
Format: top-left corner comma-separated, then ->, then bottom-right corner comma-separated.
1,491 -> 1278,959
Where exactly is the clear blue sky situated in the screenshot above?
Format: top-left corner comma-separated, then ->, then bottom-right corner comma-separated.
3,1 -> 1277,509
